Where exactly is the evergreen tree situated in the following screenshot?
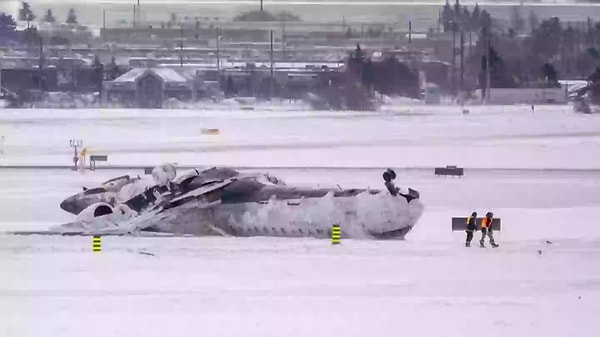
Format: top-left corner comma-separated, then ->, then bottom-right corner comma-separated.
22,26 -> 39,45
19,2 -> 35,22
460,8 -> 471,30
510,6 -> 525,33
0,13 -> 17,33
480,10 -> 492,32
43,9 -> 56,23
345,27 -> 353,38
225,75 -> 236,97
0,13 -> 18,44
92,56 -> 104,93
470,3 -> 481,31
528,10 -> 539,33
107,57 -> 121,81
441,0 -> 453,32
66,8 -> 78,25
532,17 -> 562,59
541,63 -> 559,87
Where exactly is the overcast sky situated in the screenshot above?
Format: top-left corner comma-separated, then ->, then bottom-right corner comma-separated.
2,0 -> 585,4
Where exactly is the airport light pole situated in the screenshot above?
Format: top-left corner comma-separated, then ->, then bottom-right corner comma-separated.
270,30 -> 274,100
451,20 -> 456,99
485,28 -> 491,104
282,12 -> 286,60
38,36 -> 45,92
69,139 -> 83,171
216,28 -> 221,73
180,25 -> 184,67
460,29 -> 464,98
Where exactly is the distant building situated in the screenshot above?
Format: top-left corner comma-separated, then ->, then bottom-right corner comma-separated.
0,68 -> 58,94
103,68 -> 208,108
474,87 -> 568,104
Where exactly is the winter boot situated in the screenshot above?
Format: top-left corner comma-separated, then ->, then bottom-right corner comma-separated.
491,243 -> 499,248
479,241 -> 485,248
465,242 -> 470,247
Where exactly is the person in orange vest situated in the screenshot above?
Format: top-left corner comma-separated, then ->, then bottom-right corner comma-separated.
480,212 -> 499,248
465,211 -> 477,247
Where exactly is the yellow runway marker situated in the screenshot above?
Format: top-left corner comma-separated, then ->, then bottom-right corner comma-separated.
92,236 -> 102,252
332,225 -> 341,245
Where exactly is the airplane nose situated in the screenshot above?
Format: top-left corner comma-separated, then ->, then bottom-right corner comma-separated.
60,195 -> 82,215
60,197 -> 75,213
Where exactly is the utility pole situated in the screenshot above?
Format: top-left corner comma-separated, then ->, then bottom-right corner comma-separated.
460,29 -> 464,97
216,27 -> 221,72
260,0 -> 264,11
485,28 -> 491,104
270,30 -> 274,100
408,20 -> 412,44
180,25 -> 184,67
102,9 -> 106,40
469,30 -> 472,59
137,0 -> 141,26
451,20 -> 456,99
282,12 -> 286,60
39,36 -> 44,92
133,4 -> 136,28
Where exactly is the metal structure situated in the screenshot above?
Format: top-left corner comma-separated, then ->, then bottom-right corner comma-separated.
460,29 -> 464,96
69,139 -> 83,170
180,25 -> 184,67
434,165 -> 464,177
89,155 -> 108,171
451,217 -> 501,231
216,28 -> 221,73
270,30 -> 274,100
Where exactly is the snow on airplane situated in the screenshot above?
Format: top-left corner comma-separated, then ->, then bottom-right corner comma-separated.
20,164 -> 424,239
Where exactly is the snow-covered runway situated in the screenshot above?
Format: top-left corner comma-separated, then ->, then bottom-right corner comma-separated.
3,234 -> 600,337
2,105 -> 600,169
1,105 -> 600,336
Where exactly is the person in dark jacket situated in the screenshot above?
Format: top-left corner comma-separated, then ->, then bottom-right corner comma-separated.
383,169 -> 399,196
465,211 -> 477,247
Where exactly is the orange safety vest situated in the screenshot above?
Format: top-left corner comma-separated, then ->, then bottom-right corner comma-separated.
481,217 -> 493,229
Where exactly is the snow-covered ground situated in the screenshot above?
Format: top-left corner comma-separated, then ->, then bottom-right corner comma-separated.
1,105 -> 600,169
1,105 -> 600,336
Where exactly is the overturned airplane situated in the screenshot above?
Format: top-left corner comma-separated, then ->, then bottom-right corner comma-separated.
571,68 -> 600,114
49,165 -> 424,239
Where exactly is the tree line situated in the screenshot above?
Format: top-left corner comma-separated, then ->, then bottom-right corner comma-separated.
18,1 -> 78,25
442,1 -> 600,91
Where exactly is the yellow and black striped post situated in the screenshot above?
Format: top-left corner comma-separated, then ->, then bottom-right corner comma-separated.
331,224 -> 341,245
92,236 -> 102,252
